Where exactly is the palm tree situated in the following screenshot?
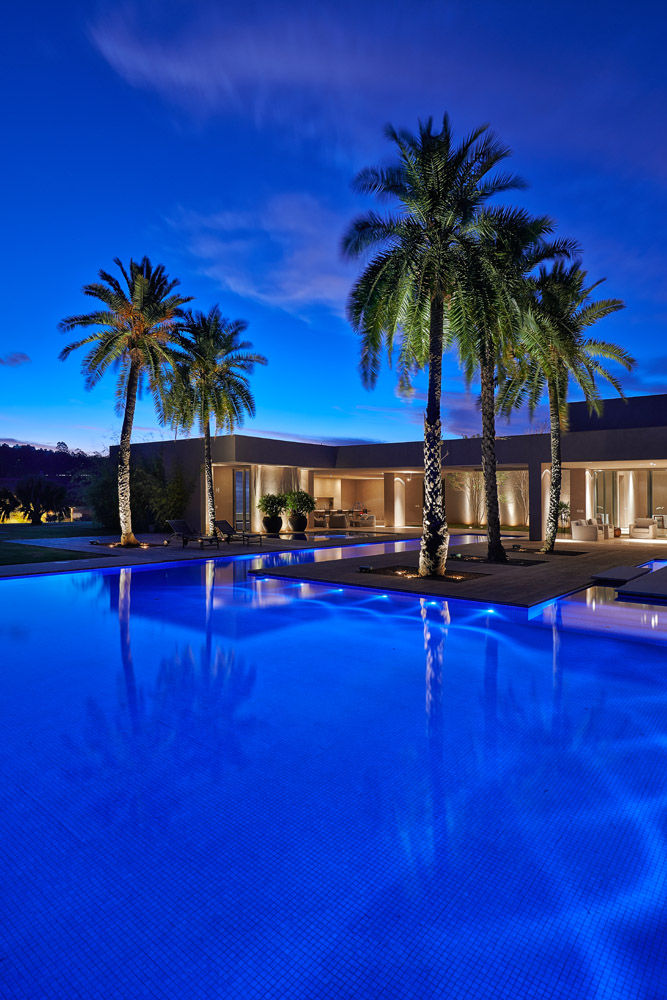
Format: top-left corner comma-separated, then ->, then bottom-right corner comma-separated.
59,257 -> 192,546
342,114 -> 525,576
498,261 -> 632,552
452,209 -> 575,562
165,307 -> 267,535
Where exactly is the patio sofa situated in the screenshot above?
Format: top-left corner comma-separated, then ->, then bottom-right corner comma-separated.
571,519 -> 602,542
629,517 -> 658,539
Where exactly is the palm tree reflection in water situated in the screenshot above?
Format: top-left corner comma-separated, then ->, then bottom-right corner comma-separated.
68,564 -> 256,835
421,598 -> 450,866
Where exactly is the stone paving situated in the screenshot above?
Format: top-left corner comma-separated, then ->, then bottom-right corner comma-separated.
0,529 -> 415,579
3,529 -> 667,609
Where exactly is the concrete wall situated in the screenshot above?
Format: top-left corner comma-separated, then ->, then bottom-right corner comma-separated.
404,475 -> 423,525
313,476 -> 342,508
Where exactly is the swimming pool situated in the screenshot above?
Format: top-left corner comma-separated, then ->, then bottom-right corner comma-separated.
0,539 -> 665,998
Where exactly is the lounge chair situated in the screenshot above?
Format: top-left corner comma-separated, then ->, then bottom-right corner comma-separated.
166,519 -> 220,549
214,519 -> 263,546
571,519 -> 602,542
629,517 -> 658,539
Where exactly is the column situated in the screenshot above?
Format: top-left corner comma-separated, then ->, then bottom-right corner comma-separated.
528,460 -> 543,541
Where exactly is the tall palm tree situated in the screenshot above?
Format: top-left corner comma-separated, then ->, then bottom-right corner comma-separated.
166,307 -> 267,535
452,209 -> 576,562
498,261 -> 632,552
59,257 -> 192,546
343,114 -> 525,576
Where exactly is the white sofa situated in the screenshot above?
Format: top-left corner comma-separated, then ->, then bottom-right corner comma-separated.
629,517 -> 658,539
571,519 -> 602,541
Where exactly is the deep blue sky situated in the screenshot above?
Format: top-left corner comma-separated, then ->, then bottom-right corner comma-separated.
2,0 -> 667,452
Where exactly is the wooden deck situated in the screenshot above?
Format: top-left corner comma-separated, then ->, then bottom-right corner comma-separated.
249,537 -> 667,608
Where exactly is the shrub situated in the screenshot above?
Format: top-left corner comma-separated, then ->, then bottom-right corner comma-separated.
87,455 -> 194,531
257,493 -> 287,518
284,489 -> 316,514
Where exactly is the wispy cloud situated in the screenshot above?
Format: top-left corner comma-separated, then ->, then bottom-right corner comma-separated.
170,193 -> 354,316
89,1 -> 667,179
0,352 -> 30,367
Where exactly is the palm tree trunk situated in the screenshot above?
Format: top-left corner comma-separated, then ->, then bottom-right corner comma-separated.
479,342 -> 506,563
419,296 -> 448,577
203,419 -> 215,535
118,358 -> 140,546
543,381 -> 562,552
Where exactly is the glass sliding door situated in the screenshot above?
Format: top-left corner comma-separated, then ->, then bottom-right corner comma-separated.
233,468 -> 251,531
593,470 -> 618,527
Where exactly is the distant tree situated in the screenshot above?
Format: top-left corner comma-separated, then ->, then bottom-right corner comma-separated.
497,470 -> 530,528
446,470 -> 486,527
165,307 -> 266,534
0,487 -> 18,522
59,256 -> 192,546
14,476 -> 69,525
56,441 -> 69,453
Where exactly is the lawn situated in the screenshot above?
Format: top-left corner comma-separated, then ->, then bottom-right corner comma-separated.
0,541 -> 100,566
0,522 -> 114,566
0,521 -> 103,541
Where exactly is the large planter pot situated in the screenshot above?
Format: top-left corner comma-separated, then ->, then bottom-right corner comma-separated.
288,513 -> 308,531
263,515 -> 283,534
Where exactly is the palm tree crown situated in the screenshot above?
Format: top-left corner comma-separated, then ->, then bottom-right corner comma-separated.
167,307 -> 266,435
59,256 -> 192,420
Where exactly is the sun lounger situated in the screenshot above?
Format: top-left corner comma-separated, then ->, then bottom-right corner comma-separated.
214,519 -> 263,546
166,519 -> 220,549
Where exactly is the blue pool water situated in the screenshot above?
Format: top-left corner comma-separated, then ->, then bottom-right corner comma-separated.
0,540 -> 666,999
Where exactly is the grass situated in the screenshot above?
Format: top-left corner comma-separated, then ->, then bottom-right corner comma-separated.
0,521 -> 104,540
0,541 -> 101,566
0,521 -> 115,566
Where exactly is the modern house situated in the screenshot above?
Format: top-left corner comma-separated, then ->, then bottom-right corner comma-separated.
123,393 -> 667,542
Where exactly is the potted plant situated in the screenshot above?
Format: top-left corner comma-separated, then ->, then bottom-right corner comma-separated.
284,489 -> 316,531
257,492 -> 287,533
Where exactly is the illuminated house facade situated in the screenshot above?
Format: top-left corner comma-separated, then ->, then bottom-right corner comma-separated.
125,393 -> 667,542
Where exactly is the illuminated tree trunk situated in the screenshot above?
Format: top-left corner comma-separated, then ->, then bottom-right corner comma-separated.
479,342 -> 506,563
118,358 -> 140,547
203,419 -> 215,536
419,296 -> 449,577
543,381 -> 562,553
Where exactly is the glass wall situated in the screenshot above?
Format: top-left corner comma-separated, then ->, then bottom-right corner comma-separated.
594,470 -> 618,526
594,469 -> 667,531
